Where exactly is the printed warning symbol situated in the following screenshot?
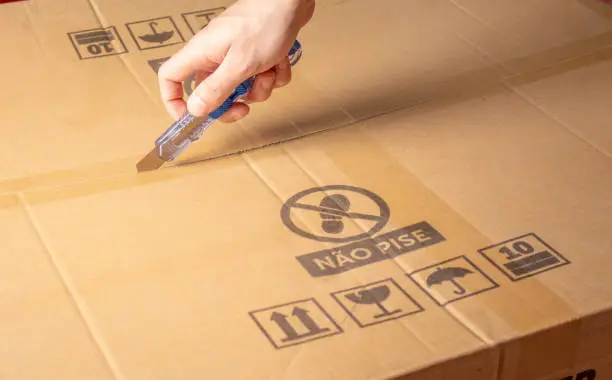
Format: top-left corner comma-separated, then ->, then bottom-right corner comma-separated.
182,7 -> 225,35
147,57 -> 169,73
409,256 -> 499,306
148,57 -> 196,96
249,298 -> 342,349
280,185 -> 391,243
331,278 -> 424,327
126,16 -> 185,50
478,233 -> 569,281
68,26 -> 128,60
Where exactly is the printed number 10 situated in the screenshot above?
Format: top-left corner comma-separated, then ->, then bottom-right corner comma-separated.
499,240 -> 535,260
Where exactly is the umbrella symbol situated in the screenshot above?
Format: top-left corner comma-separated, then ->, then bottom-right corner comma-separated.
139,21 -> 175,44
426,266 -> 474,295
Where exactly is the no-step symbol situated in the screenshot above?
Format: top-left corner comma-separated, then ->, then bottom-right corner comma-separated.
280,185 -> 390,243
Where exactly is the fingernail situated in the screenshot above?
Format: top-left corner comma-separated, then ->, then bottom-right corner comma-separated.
187,94 -> 207,116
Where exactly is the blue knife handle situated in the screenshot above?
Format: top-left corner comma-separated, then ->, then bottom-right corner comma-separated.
153,40 -> 303,162
208,40 -> 302,120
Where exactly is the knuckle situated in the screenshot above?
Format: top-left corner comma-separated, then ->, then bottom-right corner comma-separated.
195,85 -> 227,111
237,61 -> 257,77
197,80 -> 222,102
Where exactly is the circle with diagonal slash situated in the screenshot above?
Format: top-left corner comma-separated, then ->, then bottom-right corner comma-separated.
280,185 -> 391,243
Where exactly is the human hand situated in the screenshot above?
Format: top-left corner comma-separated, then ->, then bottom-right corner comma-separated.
158,0 -> 315,123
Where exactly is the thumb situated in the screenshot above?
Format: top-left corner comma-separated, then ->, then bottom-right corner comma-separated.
187,51 -> 254,117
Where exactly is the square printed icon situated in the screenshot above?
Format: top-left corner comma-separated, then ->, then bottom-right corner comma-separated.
182,7 -> 225,35
68,26 -> 127,60
478,233 -> 569,281
409,256 -> 499,306
126,16 -> 185,50
249,298 -> 342,349
331,278 -> 424,327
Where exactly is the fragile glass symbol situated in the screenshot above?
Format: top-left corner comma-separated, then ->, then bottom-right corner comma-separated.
426,267 -> 473,295
345,285 -> 401,319
139,22 -> 174,44
319,194 -> 351,234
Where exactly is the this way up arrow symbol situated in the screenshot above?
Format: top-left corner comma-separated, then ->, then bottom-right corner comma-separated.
270,311 -> 300,342
293,307 -> 329,335
271,307 -> 331,343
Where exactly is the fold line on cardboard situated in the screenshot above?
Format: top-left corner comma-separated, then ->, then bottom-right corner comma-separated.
280,138 -> 496,355
276,147 -> 460,359
447,0 -> 498,34
239,150 -> 456,370
505,50 -> 612,160
85,0 -> 159,106
16,193 -> 125,380
238,152 -> 361,380
156,29 -> 612,171
23,2 -> 48,60
239,151 -> 365,329
1,28 -> 611,200
362,135 -> 584,349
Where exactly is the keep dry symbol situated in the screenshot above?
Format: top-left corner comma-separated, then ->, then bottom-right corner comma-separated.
139,21 -> 174,44
426,267 -> 474,295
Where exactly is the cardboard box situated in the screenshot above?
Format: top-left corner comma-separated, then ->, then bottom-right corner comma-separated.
0,0 -> 611,379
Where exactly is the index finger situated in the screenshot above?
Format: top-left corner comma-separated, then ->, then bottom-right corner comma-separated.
157,36 -> 222,119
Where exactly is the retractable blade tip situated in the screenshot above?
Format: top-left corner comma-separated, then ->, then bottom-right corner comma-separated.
136,149 -> 166,172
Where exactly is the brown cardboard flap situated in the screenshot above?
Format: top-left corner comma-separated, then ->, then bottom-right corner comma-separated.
1,0 -> 611,183
1,0 -> 612,379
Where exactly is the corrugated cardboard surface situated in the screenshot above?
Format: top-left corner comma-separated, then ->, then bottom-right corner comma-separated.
0,0 -> 611,379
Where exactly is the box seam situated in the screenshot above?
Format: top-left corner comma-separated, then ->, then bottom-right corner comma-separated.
239,150 -> 496,376
84,0 -> 159,106
16,192 -> 125,380
0,29 -> 610,196
279,138 -> 502,348
505,60 -> 612,160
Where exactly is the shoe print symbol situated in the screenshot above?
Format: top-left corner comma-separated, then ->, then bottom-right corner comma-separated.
426,267 -> 474,295
281,185 -> 391,243
344,285 -> 401,318
139,21 -> 174,44
319,194 -> 351,234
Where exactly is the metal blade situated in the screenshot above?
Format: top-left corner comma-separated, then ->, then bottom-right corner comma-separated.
136,149 -> 166,172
